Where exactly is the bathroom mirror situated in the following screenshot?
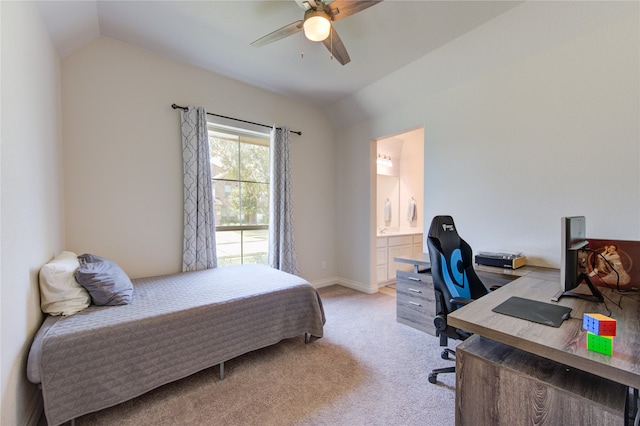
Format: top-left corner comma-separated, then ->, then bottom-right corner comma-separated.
377,175 -> 399,229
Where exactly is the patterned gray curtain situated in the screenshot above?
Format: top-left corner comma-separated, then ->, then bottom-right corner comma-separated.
181,106 -> 217,271
268,126 -> 298,275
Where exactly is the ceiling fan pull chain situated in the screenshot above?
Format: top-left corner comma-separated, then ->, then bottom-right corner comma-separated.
301,30 -> 304,59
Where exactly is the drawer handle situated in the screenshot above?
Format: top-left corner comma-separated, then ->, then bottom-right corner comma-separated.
408,301 -> 422,307
408,288 -> 422,294
407,276 -> 421,282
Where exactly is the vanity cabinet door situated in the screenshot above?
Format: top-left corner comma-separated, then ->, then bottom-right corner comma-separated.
376,238 -> 388,284
413,234 -> 424,256
376,247 -> 388,283
387,236 -> 413,281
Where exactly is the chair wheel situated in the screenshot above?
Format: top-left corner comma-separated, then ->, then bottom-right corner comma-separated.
428,373 -> 438,384
441,350 -> 450,360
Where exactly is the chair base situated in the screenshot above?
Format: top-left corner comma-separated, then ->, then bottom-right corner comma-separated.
430,346 -> 457,384
441,348 -> 455,360
428,366 -> 455,384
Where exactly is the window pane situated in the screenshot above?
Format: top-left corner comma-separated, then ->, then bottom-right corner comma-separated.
209,123 -> 270,266
216,231 -> 242,266
213,180 -> 240,226
243,230 -> 268,265
209,136 -> 239,180
215,230 -> 268,266
240,142 -> 269,183
241,182 -> 269,226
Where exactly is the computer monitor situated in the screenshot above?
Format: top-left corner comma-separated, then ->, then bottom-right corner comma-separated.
552,216 -> 604,303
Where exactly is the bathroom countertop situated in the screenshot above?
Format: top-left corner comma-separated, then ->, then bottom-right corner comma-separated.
376,229 -> 423,238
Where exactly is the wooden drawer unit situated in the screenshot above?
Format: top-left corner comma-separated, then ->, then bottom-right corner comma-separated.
396,269 -> 436,335
456,336 -> 626,425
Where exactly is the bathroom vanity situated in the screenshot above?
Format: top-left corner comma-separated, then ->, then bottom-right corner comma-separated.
376,231 -> 423,285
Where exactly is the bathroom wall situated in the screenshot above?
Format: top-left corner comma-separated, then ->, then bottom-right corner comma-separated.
399,128 -> 424,234
377,175 -> 399,229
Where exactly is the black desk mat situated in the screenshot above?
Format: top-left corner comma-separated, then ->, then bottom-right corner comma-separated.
492,296 -> 572,328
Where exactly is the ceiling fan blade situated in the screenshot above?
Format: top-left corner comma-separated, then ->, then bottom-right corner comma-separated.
327,0 -> 382,21
251,20 -> 304,47
322,26 -> 350,65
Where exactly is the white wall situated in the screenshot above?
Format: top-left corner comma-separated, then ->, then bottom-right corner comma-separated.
334,1 -> 639,289
1,2 -> 64,425
398,129 -> 424,233
62,36 -> 337,283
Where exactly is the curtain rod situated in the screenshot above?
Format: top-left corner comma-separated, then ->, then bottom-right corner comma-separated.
171,104 -> 302,136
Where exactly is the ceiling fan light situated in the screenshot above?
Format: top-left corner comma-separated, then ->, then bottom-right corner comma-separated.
303,10 -> 331,42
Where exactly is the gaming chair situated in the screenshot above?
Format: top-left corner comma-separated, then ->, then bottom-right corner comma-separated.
426,215 -> 489,384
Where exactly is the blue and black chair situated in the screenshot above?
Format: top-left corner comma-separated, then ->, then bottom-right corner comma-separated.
426,215 -> 489,384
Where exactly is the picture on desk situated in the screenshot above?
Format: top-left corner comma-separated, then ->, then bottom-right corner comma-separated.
585,238 -> 638,291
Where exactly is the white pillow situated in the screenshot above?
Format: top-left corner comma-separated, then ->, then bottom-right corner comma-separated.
39,251 -> 91,316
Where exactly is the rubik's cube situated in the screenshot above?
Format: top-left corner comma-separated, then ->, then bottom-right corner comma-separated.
583,313 -> 616,356
583,313 -> 617,336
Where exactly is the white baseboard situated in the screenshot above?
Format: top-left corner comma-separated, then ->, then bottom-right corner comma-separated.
309,276 -> 377,294
309,276 -> 340,289
335,277 -> 377,294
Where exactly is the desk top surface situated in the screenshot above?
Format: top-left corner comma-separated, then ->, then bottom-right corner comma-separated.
393,253 -> 431,268
448,272 -> 640,389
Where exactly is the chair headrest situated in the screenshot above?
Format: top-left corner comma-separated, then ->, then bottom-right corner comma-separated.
429,216 -> 460,250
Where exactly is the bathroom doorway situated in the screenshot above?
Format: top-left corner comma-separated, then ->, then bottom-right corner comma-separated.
374,126 -> 425,293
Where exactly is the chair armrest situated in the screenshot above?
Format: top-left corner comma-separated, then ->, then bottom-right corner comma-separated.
450,297 -> 474,306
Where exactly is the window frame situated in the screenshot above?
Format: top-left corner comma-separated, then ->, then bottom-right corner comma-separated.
207,120 -> 271,265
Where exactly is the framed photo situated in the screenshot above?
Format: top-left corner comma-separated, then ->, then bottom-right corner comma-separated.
585,238 -> 639,291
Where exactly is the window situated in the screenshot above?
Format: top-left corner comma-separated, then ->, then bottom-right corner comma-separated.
208,123 -> 270,266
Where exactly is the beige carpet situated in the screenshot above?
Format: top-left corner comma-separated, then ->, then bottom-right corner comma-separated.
70,285 -> 457,426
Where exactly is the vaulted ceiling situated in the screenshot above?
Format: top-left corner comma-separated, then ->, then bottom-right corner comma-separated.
37,1 -> 521,109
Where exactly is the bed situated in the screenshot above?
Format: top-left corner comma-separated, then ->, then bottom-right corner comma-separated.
27,264 -> 325,426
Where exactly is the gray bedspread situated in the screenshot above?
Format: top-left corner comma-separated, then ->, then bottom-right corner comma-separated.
29,264 -> 325,425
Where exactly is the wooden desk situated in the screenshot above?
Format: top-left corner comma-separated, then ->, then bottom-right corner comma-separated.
448,271 -> 640,389
392,255 -> 544,335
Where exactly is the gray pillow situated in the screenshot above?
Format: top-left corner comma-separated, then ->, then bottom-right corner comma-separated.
75,254 -> 133,305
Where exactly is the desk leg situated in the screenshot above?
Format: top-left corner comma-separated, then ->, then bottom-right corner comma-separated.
629,387 -> 639,426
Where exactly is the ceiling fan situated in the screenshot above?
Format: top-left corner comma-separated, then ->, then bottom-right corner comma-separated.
251,0 -> 382,65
